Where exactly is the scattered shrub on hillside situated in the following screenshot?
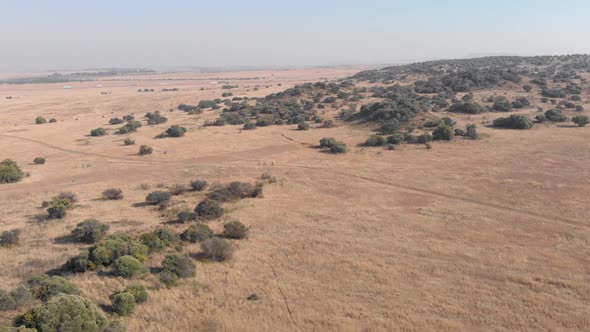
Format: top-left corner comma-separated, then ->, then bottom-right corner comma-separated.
492,97 -> 513,112
207,182 -> 261,202
575,105 -> 584,112
535,114 -> 547,123
145,191 -> 171,205
319,137 -> 337,148
118,120 -> 142,134
35,117 -> 47,124
0,286 -> 31,311
364,135 -> 386,147
329,141 -> 347,154
90,128 -> 106,137
140,228 -> 178,252
90,234 -> 149,266
111,292 -> 135,316
124,138 -> 135,145
243,122 -> 256,130
112,256 -> 146,278
493,114 -> 533,129
386,133 -> 405,145
572,115 -> 589,127
297,122 -> 310,130
190,180 -> 208,192
22,294 -> 108,332
523,84 -> 532,92
417,133 -> 433,144
161,255 -> 195,278
102,188 -> 123,200
165,125 -> 187,137
223,221 -> 248,239
49,118 -> 57,123
200,238 -> 235,262
158,270 -> 178,287
64,249 -> 93,273
145,111 -> 168,125
321,119 -> 335,128
123,115 -> 135,121
138,145 -> 153,156
27,275 -> 80,302
544,109 -> 568,122
71,219 -> 109,244
466,124 -> 479,139
512,97 -> 531,109
177,210 -> 197,223
0,159 -> 24,184
123,283 -> 148,304
169,184 -> 188,195
449,101 -> 485,114
195,200 -> 224,220
109,118 -> 124,125
432,124 -> 454,141
0,229 -> 20,247
47,198 -> 70,219
181,224 -> 213,243
454,128 -> 465,136
33,157 -> 46,165
57,191 -> 78,204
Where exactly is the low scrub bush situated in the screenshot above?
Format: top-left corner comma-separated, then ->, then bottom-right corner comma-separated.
466,124 -> 478,139
138,145 -> 153,156
201,238 -> 234,261
71,219 -> 109,244
111,292 -> 135,316
161,255 -> 195,278
123,283 -> 148,303
329,141 -> 347,154
0,286 -> 31,311
27,275 -> 80,302
319,137 -> 337,148
145,111 -> 168,125
297,122 -> 310,130
109,118 -> 124,125
169,184 -> 188,195
417,133 -> 433,144
145,191 -> 171,205
432,124 -> 454,141
493,114 -> 533,129
90,234 -> 149,266
181,224 -> 213,243
364,135 -> 386,147
90,128 -> 106,137
190,180 -> 208,192
33,157 -> 46,165
165,125 -> 187,137
22,294 -> 108,332
124,138 -> 135,145
572,115 -> 589,127
112,256 -> 146,278
47,198 -> 71,219
207,182 -> 261,202
102,188 -> 123,200
118,120 -> 142,134
177,210 -> 197,223
0,159 -> 24,184
35,117 -> 47,124
195,200 -> 224,220
544,109 -> 568,122
0,229 -> 20,247
223,221 -> 248,239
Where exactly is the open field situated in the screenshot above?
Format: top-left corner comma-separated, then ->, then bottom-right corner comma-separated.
1,65 -> 589,332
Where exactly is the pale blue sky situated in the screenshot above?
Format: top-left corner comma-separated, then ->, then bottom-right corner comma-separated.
1,0 -> 589,71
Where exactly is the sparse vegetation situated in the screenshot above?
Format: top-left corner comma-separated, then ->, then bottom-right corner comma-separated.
33,157 -> 46,165
71,219 -> 109,244
181,224 -> 213,243
90,128 -> 106,136
161,255 -> 195,278
195,200 -> 224,220
201,238 -> 234,261
124,137 -> 135,145
493,114 -> 534,129
112,255 -> 147,278
145,191 -> 171,205
572,115 -> 589,127
0,159 -> 24,184
190,180 -> 208,192
0,230 -> 20,247
138,145 -> 153,156
223,221 -> 248,239
35,117 -> 47,124
102,188 -> 123,200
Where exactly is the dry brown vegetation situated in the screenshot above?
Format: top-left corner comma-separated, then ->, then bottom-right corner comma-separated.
0,65 -> 589,331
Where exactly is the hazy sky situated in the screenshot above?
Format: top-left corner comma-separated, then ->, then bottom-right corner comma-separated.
2,0 -> 590,71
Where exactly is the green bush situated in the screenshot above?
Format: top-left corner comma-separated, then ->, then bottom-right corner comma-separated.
90,234 -> 148,266
190,180 -> 208,191
165,125 -> 187,137
49,118 -> 57,123
102,188 -> 123,200
195,200 -> 224,220
118,120 -> 142,134
207,182 -> 261,202
329,141 -> 347,154
181,224 -> 213,243
364,135 -> 386,147
493,114 -> 533,129
124,283 -> 148,304
0,159 -> 24,184
523,84 -> 532,92
47,198 -> 71,219
466,124 -> 478,139
138,145 -> 153,156
492,97 -> 513,112
386,133 -> 405,145
65,249 -> 94,273
0,286 -> 31,311
90,128 -> 106,137
123,115 -> 135,121
139,233 -> 165,253
572,115 -> 589,127
27,275 -> 80,302
145,111 -> 168,125
124,138 -> 135,145
35,117 -> 47,124
417,133 -> 433,144
177,210 -> 197,223
112,256 -> 146,278
201,238 -> 234,262
161,255 -> 195,278
0,229 -> 20,247
23,294 -> 108,332
243,122 -> 256,130
153,228 -> 178,245
145,191 -> 171,205
319,137 -> 337,148
158,270 -> 178,287
111,292 -> 135,316
109,118 -> 124,125
71,219 -> 109,244
432,124 -> 454,141
544,109 -> 568,122
33,157 -> 46,165
223,221 -> 248,239
297,122 -> 310,130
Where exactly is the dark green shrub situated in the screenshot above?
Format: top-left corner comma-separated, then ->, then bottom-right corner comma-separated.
153,228 -> 178,246
0,290 -> 17,311
109,118 -> 124,125
243,122 -> 256,130
493,114 -> 533,129
33,157 -> 46,165
523,84 -> 532,92
102,188 -> 123,200
118,120 -> 142,134
512,97 -> 531,109
321,119 -> 335,128
90,234 -> 149,266
449,102 -> 484,114
329,141 -> 347,154
161,255 -> 195,278
35,117 -> 47,124
544,109 -> 568,122
181,224 -> 213,243
177,210 -> 197,223
364,135 -> 386,147
23,294 -> 108,332
0,159 -> 24,184
386,133 -> 405,145
432,124 -> 454,141
454,128 -> 465,136
165,125 -> 187,137
145,191 -> 171,205
158,270 -> 178,286
297,122 -> 310,130
65,249 -> 94,273
200,238 -> 234,262
28,275 -> 80,302
223,221 -> 248,239
112,256 -> 146,278
207,182 -> 261,202
123,115 -> 135,121
319,137 -> 337,148
138,145 -> 153,156
71,219 -> 109,244
111,292 -> 135,316
190,180 -> 208,191
57,191 -> 78,203
466,124 -> 478,139
124,283 -> 148,303
535,114 -> 547,123
124,138 -> 135,145
575,105 -> 584,112
90,128 -> 106,137
47,198 -> 70,219
195,200 -> 224,219
139,233 -> 165,253
0,229 -> 20,247
492,97 -> 513,112
145,111 -> 168,125
572,115 -> 589,127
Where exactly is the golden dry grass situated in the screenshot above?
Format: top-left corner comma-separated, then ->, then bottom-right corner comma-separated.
0,68 -> 589,331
